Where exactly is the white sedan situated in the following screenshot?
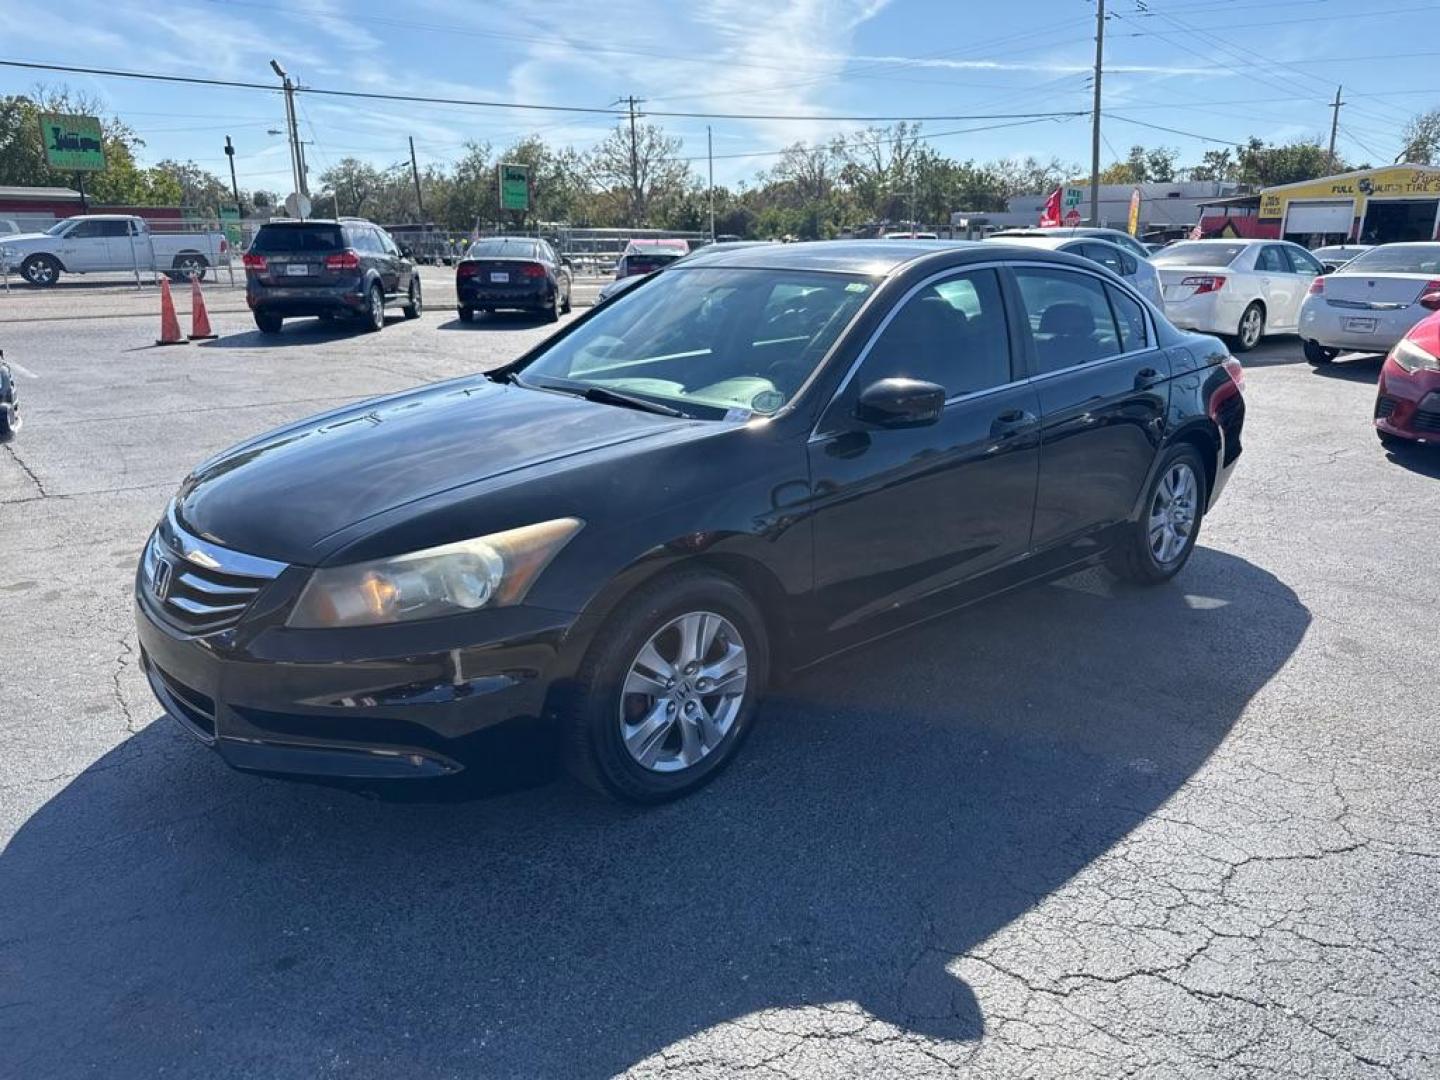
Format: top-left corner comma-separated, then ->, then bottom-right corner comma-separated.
1298,242 -> 1440,364
1151,239 -> 1325,352
984,234 -> 1165,310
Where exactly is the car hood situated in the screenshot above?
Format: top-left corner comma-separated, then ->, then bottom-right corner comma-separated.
175,376 -> 692,564
1,232 -> 51,247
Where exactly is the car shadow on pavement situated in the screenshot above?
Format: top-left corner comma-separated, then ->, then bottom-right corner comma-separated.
1384,442 -> 1440,478
0,549 -> 1307,1078
436,312 -> 567,331
1308,355 -> 1384,383
199,317 -> 403,349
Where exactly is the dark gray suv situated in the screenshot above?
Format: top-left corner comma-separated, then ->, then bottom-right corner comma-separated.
242,218 -> 422,334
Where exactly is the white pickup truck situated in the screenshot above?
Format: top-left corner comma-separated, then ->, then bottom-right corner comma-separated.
0,214 -> 228,287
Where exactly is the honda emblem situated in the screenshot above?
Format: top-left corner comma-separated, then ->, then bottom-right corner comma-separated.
152,557 -> 174,601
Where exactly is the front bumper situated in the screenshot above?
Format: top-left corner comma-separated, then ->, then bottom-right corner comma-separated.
135,589 -> 581,780
1375,358 -> 1440,442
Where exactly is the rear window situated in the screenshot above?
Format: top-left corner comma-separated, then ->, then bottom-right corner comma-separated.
625,253 -> 683,271
466,239 -> 538,259
251,225 -> 344,253
1339,245 -> 1440,274
1152,243 -> 1247,267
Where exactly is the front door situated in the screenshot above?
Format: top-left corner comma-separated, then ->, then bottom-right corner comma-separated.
1256,244 -> 1300,329
807,267 -> 1041,639
1009,265 -> 1170,553
57,219 -> 113,271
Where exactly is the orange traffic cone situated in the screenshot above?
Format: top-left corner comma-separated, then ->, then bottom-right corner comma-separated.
188,277 -> 217,340
155,276 -> 186,346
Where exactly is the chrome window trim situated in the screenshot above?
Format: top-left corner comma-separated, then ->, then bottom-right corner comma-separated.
811,259 -> 1159,439
161,502 -> 288,579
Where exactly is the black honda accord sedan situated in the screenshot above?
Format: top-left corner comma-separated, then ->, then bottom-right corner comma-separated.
136,241 -> 1245,802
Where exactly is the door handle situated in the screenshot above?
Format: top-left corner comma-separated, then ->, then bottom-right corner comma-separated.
990,409 -> 1037,439
1134,366 -> 1160,390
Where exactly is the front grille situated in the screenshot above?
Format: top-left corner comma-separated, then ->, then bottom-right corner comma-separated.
141,508 -> 287,636
1413,409 -> 1440,433
1375,396 -> 1398,419
144,655 -> 217,739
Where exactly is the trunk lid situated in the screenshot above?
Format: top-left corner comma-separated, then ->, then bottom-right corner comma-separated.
457,258 -> 545,292
1320,272 -> 1438,309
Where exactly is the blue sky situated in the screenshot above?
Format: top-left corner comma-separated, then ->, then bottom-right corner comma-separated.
5,0 -> 1439,194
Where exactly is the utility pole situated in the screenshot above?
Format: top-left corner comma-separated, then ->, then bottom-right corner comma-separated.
1090,0 -> 1105,227
408,136 -> 426,221
707,125 -> 715,243
1326,85 -> 1344,172
270,60 -> 308,203
223,136 -> 243,214
613,95 -> 644,226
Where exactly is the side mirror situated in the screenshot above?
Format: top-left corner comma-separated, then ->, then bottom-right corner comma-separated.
1420,291 -> 1440,312
400,246 -> 414,259
562,256 -> 573,268
854,378 -> 946,428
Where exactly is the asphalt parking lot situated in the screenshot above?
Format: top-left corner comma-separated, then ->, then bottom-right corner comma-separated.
2,298 -> 1438,1079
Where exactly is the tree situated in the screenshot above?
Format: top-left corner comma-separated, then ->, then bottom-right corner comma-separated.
1238,137 -> 1337,187
586,121 -> 691,226
152,159 -> 231,211
1396,109 -> 1440,165
1187,149 -> 1236,183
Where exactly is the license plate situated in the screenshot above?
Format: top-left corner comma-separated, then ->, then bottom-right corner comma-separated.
490,272 -> 509,283
1344,317 -> 1376,332
285,264 -> 310,277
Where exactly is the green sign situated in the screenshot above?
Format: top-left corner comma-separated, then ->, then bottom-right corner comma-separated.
38,113 -> 106,172
499,163 -> 530,212
219,205 -> 242,249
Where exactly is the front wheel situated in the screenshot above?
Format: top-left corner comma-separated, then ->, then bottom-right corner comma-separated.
402,278 -> 422,319
1231,302 -> 1265,353
1108,444 -> 1207,585
561,572 -> 770,803
1304,339 -> 1337,365
20,255 -> 60,287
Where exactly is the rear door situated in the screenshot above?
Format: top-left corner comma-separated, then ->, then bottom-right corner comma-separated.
1011,265 -> 1170,552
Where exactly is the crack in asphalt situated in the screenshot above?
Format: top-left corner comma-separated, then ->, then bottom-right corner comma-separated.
2,442 -> 46,498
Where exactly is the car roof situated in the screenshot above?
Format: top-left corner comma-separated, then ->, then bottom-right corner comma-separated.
673,238 -> 1113,278
984,235 -> 1072,250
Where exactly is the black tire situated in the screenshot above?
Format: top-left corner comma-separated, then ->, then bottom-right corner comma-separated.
561,571 -> 770,804
458,306 -> 475,323
1378,430 -> 1409,451
20,255 -> 60,288
173,254 -> 208,282
562,281 -> 573,314
254,310 -> 283,334
543,289 -> 561,323
403,278 -> 422,319
363,283 -> 385,333
1108,443 -> 1208,586
1230,302 -> 1265,353
1304,339 -> 1337,365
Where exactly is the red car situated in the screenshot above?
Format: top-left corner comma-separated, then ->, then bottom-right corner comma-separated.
1375,308 -> 1440,448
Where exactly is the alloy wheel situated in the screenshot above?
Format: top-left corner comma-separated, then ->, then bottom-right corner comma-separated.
1148,462 -> 1198,565
619,611 -> 748,773
24,260 -> 54,285
369,286 -> 384,329
1240,307 -> 1262,349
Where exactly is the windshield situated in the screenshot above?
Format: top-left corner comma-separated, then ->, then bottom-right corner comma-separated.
1153,243 -> 1246,267
1313,246 -> 1365,259
517,267 -> 875,417
466,239 -> 538,259
45,219 -> 76,236
1338,245 -> 1440,274
251,225 -> 344,253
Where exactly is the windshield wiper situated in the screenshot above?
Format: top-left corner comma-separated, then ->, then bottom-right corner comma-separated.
581,385 -> 684,417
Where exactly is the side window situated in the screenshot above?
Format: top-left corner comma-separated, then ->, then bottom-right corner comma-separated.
1256,246 -> 1287,273
1108,286 -> 1149,353
859,269 -> 1012,397
1283,246 -> 1322,277
377,229 -> 400,256
1013,267 -> 1122,375
68,220 -> 105,238
1078,242 -> 1124,276
95,220 -> 130,238
1120,252 -> 1138,276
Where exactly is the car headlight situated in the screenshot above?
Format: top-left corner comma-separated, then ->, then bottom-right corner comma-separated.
1392,337 -> 1440,373
287,518 -> 583,628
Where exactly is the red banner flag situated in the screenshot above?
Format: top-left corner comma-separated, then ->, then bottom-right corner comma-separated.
1039,187 -> 1062,228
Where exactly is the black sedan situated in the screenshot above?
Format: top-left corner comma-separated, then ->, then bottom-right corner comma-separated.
455,236 -> 573,322
135,242 -> 1246,803
0,349 -> 19,442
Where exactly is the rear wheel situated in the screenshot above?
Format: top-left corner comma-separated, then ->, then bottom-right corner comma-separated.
561,572 -> 769,804
1304,339 -> 1337,365
402,278 -> 422,319
363,283 -> 385,333
254,310 -> 283,334
562,281 -> 573,313
458,306 -> 475,323
173,254 -> 207,282
1231,302 -> 1264,353
1108,444 -> 1207,585
544,289 -> 561,323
